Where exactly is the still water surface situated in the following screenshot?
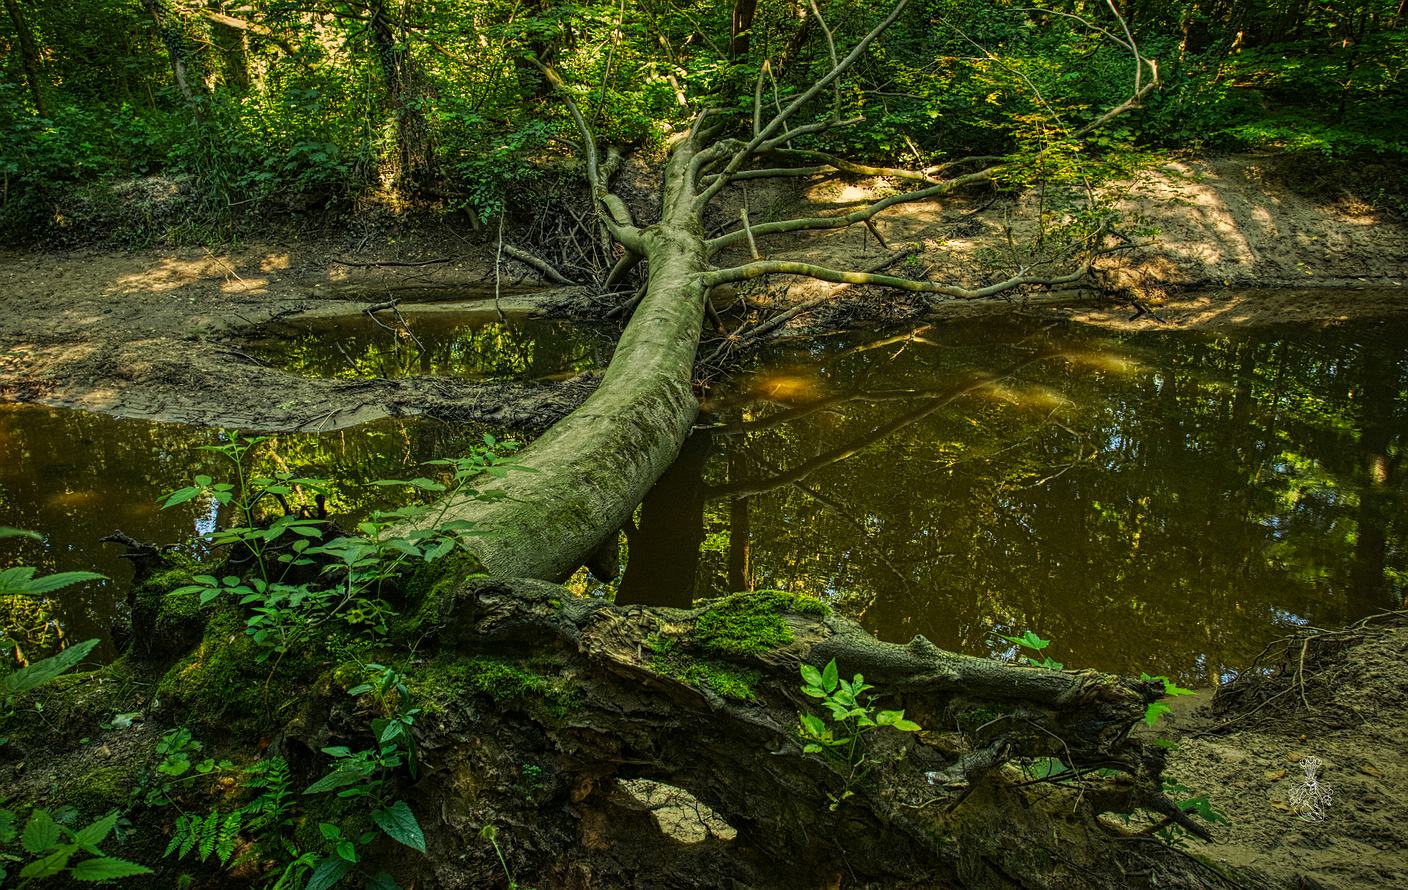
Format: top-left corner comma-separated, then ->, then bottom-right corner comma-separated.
3,311 -> 1403,683
243,311 -> 611,382
614,316 -> 1407,684
0,410 -> 472,658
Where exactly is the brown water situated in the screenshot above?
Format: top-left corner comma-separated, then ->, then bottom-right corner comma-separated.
612,316 -> 1407,685
0,409 -> 474,660
4,312 -> 1405,684
243,311 -> 611,382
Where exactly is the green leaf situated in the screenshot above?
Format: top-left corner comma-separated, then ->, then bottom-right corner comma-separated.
22,810 -> 62,854
372,801 -> 426,853
72,812 -> 120,850
305,761 -> 371,794
800,714 -> 827,737
799,664 -> 823,688
0,527 -> 42,540
1143,702 -> 1171,727
366,872 -> 401,890
892,719 -> 922,732
25,570 -> 106,594
2,639 -> 100,699
20,847 -> 73,880
821,659 -> 839,693
71,857 -> 153,881
306,856 -> 353,890
161,487 -> 202,508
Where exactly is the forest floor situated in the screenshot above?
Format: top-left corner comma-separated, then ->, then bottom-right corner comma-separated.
1,153 -> 1406,887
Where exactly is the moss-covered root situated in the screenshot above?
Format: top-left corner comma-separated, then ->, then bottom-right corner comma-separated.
400,580 -> 1228,889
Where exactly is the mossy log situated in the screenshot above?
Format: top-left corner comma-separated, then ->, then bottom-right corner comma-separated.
400,140 -> 709,581
394,581 -> 1235,889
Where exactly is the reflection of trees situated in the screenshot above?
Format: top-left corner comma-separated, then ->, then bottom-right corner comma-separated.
626,320 -> 1408,685
248,314 -> 609,382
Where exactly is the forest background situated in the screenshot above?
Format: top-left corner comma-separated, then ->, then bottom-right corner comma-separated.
2,0 -> 1406,248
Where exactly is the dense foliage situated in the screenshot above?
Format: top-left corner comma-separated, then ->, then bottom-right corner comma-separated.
1,0 -> 1404,241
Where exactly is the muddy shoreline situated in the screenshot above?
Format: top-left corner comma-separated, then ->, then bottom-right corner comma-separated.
2,239 -> 1405,432
3,152 -> 1405,431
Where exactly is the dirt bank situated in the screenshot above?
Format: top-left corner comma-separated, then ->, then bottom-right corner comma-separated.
0,245 -> 598,431
1164,612 -> 1408,889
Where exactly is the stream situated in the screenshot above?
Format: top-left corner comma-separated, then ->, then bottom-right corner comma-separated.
3,307 -> 1403,683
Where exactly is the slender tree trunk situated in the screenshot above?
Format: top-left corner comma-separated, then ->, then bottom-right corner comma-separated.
141,0 -> 199,106
3,0 -> 45,117
727,447 -> 752,591
368,0 -> 436,188
616,431 -> 712,606
730,0 -> 758,59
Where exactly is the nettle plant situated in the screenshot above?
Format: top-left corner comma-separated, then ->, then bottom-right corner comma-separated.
797,659 -> 921,809
298,665 -> 426,890
162,432 -> 526,661
1,527 -> 104,731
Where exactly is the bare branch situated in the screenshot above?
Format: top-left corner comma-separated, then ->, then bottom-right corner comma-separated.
699,258 -> 1091,300
806,0 -> 842,119
530,59 -> 645,254
502,244 -> 577,285
706,168 -> 997,255
198,9 -> 305,61
694,0 -> 914,210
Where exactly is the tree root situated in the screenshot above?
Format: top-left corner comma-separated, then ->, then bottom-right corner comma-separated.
393,579 -> 1236,889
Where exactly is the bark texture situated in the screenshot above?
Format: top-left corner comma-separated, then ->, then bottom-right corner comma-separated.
381,579 -> 1239,889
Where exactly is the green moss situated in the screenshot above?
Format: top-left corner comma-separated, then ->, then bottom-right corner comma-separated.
154,607 -> 326,739
412,655 -> 576,717
60,765 -> 136,816
654,654 -> 760,701
392,552 -> 487,640
693,590 -> 829,657
0,656 -> 144,746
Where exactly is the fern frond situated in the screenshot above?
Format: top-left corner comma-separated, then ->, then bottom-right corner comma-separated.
197,809 -> 220,860
216,811 -> 243,865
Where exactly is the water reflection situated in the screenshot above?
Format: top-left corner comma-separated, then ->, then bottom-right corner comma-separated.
244,311 -> 612,382
0,407 -> 475,658
622,317 -> 1408,685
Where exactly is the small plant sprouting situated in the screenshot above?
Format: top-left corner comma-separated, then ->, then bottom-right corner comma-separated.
481,824 -> 537,890
133,726 -> 234,808
161,432 -> 526,662
300,667 -> 427,889
1139,673 -> 1195,727
998,630 -> 1064,670
797,658 -> 921,810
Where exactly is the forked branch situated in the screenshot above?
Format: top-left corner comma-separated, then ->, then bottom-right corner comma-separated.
529,59 -> 645,254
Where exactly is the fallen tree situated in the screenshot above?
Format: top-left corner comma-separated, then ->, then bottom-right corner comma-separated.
376,580 -> 1232,887
411,0 -> 1157,583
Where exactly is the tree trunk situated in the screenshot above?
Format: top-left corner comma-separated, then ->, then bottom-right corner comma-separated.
141,0 -> 199,106
616,430 -> 712,607
368,0 -> 437,189
730,0 -> 758,59
412,140 -> 708,581
395,578 -> 1232,889
3,0 -> 45,117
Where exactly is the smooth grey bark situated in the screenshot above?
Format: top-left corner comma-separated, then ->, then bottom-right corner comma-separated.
409,138 -> 708,581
